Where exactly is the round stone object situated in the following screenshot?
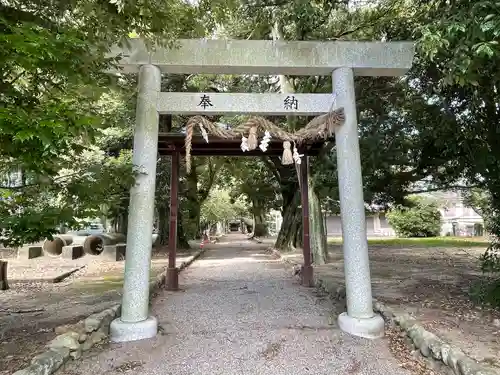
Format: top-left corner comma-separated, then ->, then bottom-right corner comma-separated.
109,316 -> 158,343
338,312 -> 385,339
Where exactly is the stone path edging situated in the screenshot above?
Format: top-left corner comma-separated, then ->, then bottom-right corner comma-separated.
267,248 -> 498,375
13,248 -> 206,375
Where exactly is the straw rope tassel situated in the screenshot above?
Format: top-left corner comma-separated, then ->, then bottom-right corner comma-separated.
181,110 -> 346,172
326,94 -> 344,137
185,121 -> 194,173
247,126 -> 258,150
282,141 -> 294,165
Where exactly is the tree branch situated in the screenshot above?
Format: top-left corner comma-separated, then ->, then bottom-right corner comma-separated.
312,76 -> 327,94
0,4 -> 59,31
405,185 -> 478,195
0,170 -> 85,190
261,156 -> 281,183
244,0 -> 290,9
7,70 -> 26,86
198,158 -> 220,203
328,10 -> 389,41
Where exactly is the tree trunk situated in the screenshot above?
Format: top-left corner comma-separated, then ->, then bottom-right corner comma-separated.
309,184 -> 328,264
253,213 -> 268,236
157,205 -> 191,250
274,190 -> 301,251
157,204 -> 190,245
294,219 -> 303,248
251,199 -> 268,237
115,212 -> 128,234
177,210 -> 191,249
158,204 -> 169,245
271,19 -> 304,251
0,261 -> 9,291
186,203 -> 201,240
185,167 -> 202,240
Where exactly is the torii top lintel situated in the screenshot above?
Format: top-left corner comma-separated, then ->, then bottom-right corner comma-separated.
108,38 -> 415,77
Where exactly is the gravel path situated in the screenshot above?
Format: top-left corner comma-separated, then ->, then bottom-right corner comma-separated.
59,234 -> 411,375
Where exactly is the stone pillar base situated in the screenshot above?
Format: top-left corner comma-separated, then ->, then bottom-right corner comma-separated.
109,316 -> 158,343
338,312 -> 385,339
165,267 -> 179,291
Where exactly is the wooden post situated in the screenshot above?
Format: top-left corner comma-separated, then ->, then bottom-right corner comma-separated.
0,261 -> 9,290
166,150 -> 179,290
299,156 -> 314,287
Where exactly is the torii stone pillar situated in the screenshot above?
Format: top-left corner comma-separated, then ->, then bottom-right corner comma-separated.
333,67 -> 384,338
110,64 -> 160,342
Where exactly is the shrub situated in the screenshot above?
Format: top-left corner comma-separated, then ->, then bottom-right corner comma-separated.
470,236 -> 500,308
386,197 -> 442,238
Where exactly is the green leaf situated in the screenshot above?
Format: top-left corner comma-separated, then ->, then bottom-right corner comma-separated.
481,20 -> 497,32
474,42 -> 496,56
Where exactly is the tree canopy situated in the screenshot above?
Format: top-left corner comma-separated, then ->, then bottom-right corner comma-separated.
3,0 -> 500,297
0,0 -> 223,245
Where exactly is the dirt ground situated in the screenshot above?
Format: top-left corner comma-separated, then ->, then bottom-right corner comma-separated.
275,242 -> 500,370
0,246 -> 195,375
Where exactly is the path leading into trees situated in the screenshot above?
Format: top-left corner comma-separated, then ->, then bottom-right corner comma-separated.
60,234 -> 410,375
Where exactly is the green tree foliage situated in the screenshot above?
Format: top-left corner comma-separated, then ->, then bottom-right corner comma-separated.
200,188 -> 248,230
371,0 -> 500,217
463,189 -> 495,233
2,0 -> 208,46
220,157 -> 281,237
465,187 -> 500,307
0,0 -> 223,246
0,14 -> 128,245
374,0 -> 500,305
386,197 -> 442,238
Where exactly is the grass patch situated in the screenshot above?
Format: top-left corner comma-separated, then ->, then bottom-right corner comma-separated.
71,280 -> 124,293
328,236 -> 489,248
101,275 -> 123,282
70,271 -> 164,294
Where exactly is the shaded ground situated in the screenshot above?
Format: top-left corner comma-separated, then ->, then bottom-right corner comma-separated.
273,240 -> 500,369
59,234 -> 412,375
0,244 -> 196,375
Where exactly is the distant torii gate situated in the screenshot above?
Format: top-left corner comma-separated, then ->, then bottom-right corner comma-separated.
107,39 -> 415,343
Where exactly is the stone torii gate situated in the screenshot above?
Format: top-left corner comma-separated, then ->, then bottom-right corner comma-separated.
107,39 -> 415,343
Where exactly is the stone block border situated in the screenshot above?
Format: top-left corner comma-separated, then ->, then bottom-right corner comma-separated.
12,305 -> 121,375
13,248 -> 206,375
267,248 -> 498,375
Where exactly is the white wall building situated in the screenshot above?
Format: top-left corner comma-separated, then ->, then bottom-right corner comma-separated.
264,190 -> 485,238
434,190 -> 484,236
325,190 -> 484,237
325,212 -> 396,237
